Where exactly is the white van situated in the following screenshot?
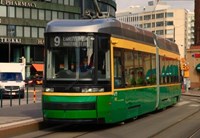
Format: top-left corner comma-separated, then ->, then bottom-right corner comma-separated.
0,63 -> 25,98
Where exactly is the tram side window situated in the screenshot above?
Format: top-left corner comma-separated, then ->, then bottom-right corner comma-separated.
124,50 -> 135,87
160,56 -> 166,84
134,52 -> 146,86
114,48 -> 123,88
160,56 -> 179,84
124,51 -> 154,87
144,53 -> 156,85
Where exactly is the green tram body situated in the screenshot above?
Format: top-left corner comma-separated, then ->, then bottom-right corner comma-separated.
43,18 -> 181,124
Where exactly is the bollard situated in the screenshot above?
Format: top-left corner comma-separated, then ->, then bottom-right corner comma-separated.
0,89 -> 2,108
10,88 -> 12,107
26,86 -> 29,104
33,86 -> 36,103
18,90 -> 21,105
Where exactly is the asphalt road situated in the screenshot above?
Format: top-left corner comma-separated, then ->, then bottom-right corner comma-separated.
12,95 -> 200,138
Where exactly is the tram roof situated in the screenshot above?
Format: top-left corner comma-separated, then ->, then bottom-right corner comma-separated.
46,18 -> 122,33
46,18 -> 179,55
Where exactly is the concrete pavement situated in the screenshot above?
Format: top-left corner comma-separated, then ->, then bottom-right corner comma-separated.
182,89 -> 200,97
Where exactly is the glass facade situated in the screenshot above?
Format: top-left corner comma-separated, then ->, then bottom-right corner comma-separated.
0,0 -> 116,77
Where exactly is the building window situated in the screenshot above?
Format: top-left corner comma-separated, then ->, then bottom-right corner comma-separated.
0,25 -> 7,36
144,23 -> 151,28
52,0 -> 58,4
69,13 -> 75,19
64,0 -> 69,5
165,21 -> 174,26
39,28 -> 44,38
24,27 -> 31,37
39,9 -> 45,20
8,6 -> 15,18
45,10 -> 52,21
16,26 -> 23,37
70,0 -> 74,6
165,29 -> 174,35
152,22 -> 155,28
139,16 -> 143,21
74,14 -> 80,19
0,6 -> 6,17
7,25 -> 16,37
24,8 -> 31,19
156,21 -> 164,27
64,12 -> 69,19
52,11 -> 58,20
156,13 -> 164,19
16,7 -> 23,18
58,12 -> 64,19
156,30 -> 164,35
58,0 -> 63,4
152,14 -> 155,19
32,27 -> 38,38
31,9 -> 38,20
166,12 -> 173,17
144,15 -> 151,20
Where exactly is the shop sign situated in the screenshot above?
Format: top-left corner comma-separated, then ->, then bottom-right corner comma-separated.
0,37 -> 21,44
192,53 -> 200,58
0,0 -> 36,8
37,39 -> 44,45
195,63 -> 200,73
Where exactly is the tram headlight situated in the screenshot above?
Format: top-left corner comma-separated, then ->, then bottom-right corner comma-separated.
45,88 -> 54,92
81,88 -> 104,93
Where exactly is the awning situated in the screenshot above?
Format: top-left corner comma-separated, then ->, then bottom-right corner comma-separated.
32,64 -> 44,72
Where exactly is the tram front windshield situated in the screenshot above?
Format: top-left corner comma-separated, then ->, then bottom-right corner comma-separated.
46,34 -> 110,82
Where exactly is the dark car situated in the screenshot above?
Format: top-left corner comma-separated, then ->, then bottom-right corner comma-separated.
35,76 -> 43,85
25,77 -> 35,86
25,76 -> 43,86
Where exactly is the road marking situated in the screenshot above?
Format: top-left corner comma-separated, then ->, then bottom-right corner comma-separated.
189,104 -> 200,107
176,101 -> 190,106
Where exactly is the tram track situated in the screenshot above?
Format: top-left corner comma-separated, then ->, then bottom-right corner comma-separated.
12,96 -> 200,138
150,96 -> 200,138
189,127 -> 200,138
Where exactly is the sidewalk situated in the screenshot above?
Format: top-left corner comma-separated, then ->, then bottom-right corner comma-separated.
182,89 -> 200,97
0,103 -> 42,129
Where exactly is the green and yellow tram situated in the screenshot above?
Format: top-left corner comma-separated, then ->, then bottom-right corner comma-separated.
43,18 -> 181,124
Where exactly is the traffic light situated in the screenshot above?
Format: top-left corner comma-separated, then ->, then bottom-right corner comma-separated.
180,63 -> 186,70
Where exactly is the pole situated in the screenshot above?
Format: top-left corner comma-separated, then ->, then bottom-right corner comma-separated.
26,86 -> 29,104
33,86 -> 36,103
0,89 -> 3,108
8,6 -> 11,62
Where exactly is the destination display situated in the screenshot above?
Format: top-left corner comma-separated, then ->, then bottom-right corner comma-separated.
52,35 -> 90,47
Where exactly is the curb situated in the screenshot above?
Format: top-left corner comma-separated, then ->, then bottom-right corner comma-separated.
0,118 -> 43,138
182,93 -> 200,97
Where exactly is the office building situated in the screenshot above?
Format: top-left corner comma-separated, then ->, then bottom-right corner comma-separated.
116,1 -> 194,58
0,0 -> 116,77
